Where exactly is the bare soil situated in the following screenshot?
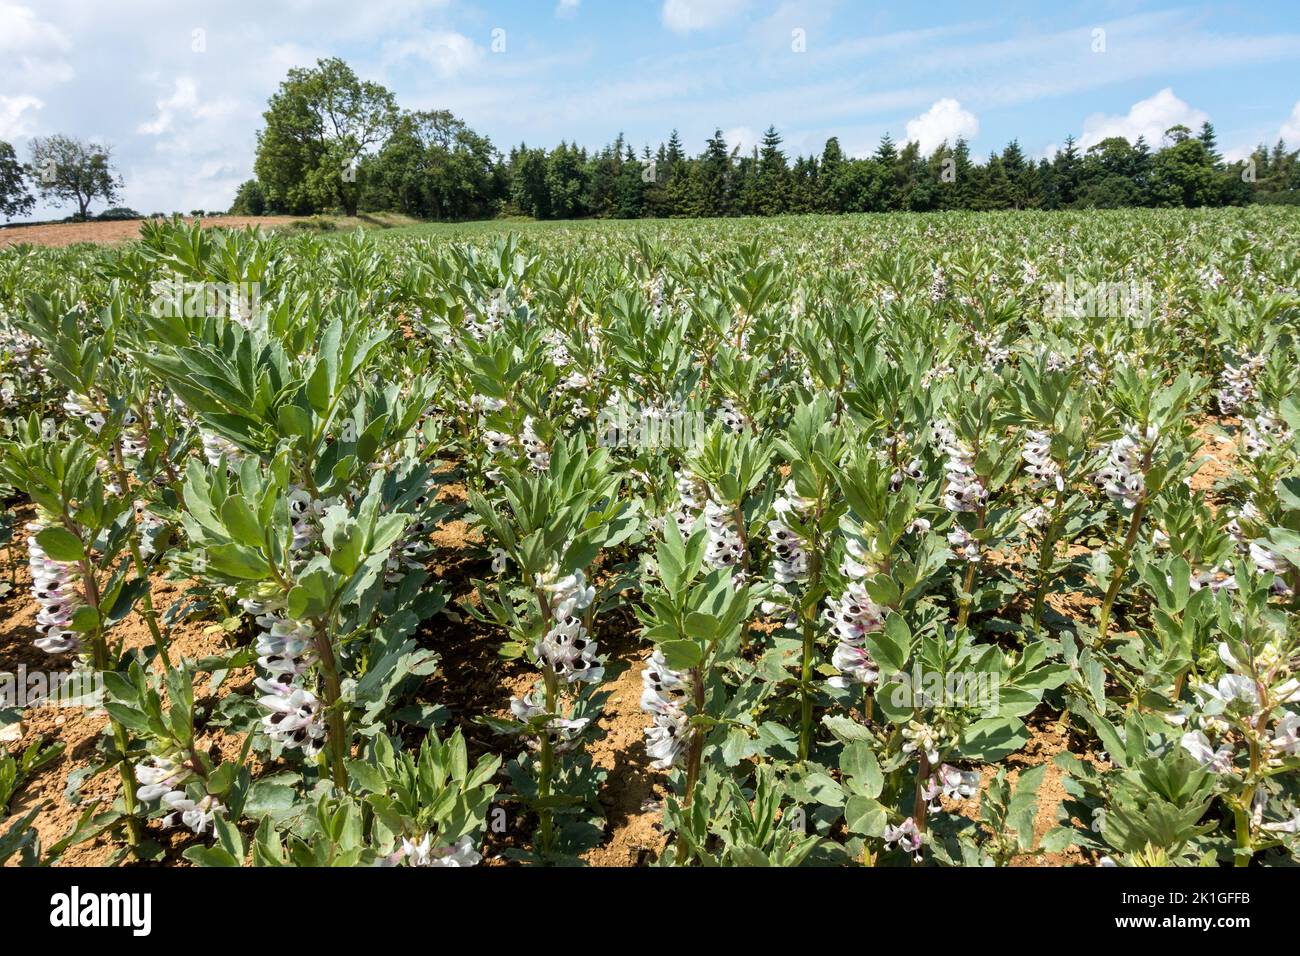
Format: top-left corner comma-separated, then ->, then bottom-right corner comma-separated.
0,217 -> 304,249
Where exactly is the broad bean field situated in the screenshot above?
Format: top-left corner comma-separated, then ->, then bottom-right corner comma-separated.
1,207 -> 1298,867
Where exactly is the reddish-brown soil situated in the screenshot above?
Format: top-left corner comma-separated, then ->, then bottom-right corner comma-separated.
1190,417 -> 1239,502
0,217 -> 303,249
0,542 -> 244,864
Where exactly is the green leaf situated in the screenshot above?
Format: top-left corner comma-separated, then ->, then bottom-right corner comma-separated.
958,717 -> 1029,761
840,741 -> 883,798
183,845 -> 241,867
822,714 -> 873,743
844,796 -> 887,837
243,780 -> 299,818
660,639 -> 702,671
35,526 -> 84,562
220,495 -> 266,549
208,543 -> 272,580
866,612 -> 910,675
344,760 -> 387,795
683,612 -> 719,642
306,361 -> 332,414
69,605 -> 101,632
104,703 -> 151,733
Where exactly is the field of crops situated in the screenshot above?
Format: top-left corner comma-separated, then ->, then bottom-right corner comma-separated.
0,207 -> 1297,868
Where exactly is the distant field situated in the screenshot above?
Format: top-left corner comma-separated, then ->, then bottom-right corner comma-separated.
0,216 -> 300,248
0,210 -> 853,248
0,212 -> 426,248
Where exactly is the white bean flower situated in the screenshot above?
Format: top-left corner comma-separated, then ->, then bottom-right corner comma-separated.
935,763 -> 980,801
1096,426 -> 1152,509
509,692 -> 590,753
161,791 -> 224,836
768,480 -> 813,585
1215,351 -> 1264,415
26,520 -> 83,655
640,649 -> 693,769
934,420 -> 986,514
1269,713 -> 1300,758
883,817 -> 923,860
254,611 -> 318,678
255,675 -> 327,756
901,720 -> 941,765
1180,730 -> 1235,774
946,526 -> 979,564
399,833 -> 482,867
703,499 -> 746,577
1243,412 -> 1292,457
824,581 -> 885,690
521,416 -> 550,471
1022,429 -> 1063,492
134,755 -> 190,802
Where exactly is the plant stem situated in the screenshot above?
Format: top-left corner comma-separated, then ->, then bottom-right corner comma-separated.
798,613 -> 817,761
1233,803 -> 1252,867
912,755 -> 931,827
911,752 -> 930,867
683,665 -> 705,805
956,562 -> 978,630
538,665 -> 558,856
311,620 -> 350,791
797,501 -> 824,762
675,665 -> 707,868
127,536 -> 170,668
1030,498 -> 1066,633
80,552 -> 141,847
1095,495 -> 1147,645
955,504 -> 987,631
111,719 -> 143,847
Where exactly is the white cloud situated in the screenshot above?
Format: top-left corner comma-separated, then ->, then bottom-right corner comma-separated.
0,94 -> 44,139
124,159 -> 248,217
382,30 -> 482,78
1224,100 -> 1300,162
904,98 -> 978,153
0,2 -> 74,88
0,2 -> 70,55
556,0 -> 580,18
1078,88 -> 1208,150
723,125 -> 757,155
1281,101 -> 1300,145
661,0 -> 749,33
137,77 -> 239,136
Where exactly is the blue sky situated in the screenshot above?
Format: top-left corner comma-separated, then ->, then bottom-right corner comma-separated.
2,0 -> 1299,219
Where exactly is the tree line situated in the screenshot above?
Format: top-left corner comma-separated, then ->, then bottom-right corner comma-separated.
233,59 -> 1298,220
3,56 -> 1298,225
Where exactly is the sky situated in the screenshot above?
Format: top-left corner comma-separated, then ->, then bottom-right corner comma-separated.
2,0 -> 1299,220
